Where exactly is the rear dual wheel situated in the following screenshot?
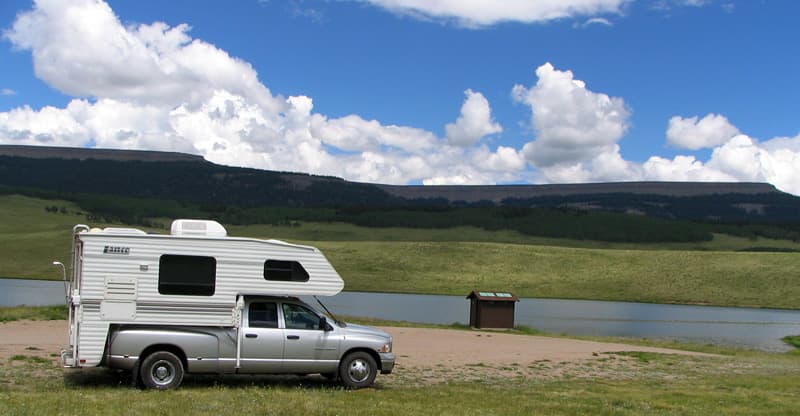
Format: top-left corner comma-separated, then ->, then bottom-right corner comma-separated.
140,351 -> 184,390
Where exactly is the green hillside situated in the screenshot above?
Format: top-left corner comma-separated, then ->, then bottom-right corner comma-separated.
2,194 -> 799,309
1,152 -> 800,246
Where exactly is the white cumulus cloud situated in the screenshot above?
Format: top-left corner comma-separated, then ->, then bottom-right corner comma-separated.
667,113 -> 740,150
2,1 -> 799,195
513,62 -> 630,171
646,124 -> 800,195
3,0 -> 282,111
445,89 -> 502,147
0,0 -> 529,186
509,63 -> 800,195
364,0 -> 629,27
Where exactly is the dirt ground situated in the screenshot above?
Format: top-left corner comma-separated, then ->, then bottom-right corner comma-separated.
0,320 -> 714,385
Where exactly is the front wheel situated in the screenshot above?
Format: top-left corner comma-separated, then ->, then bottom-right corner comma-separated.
338,351 -> 377,389
140,351 -> 184,390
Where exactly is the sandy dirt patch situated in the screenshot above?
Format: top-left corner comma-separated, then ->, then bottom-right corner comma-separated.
2,320 -> 710,364
1,320 -> 715,386
383,326 -> 710,368
0,320 -> 66,361
380,326 -> 715,384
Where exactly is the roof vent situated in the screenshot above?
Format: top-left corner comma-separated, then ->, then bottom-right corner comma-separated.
170,219 -> 227,238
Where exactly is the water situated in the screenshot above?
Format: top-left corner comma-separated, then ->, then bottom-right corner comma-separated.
4,278 -> 799,351
317,292 -> 800,352
0,278 -> 68,307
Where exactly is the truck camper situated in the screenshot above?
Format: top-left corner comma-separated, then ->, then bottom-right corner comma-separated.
61,219 -> 394,389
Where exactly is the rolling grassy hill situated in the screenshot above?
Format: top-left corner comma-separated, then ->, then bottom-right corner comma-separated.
3,194 -> 799,309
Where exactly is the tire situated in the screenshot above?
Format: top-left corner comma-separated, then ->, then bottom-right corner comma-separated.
139,351 -> 184,390
338,351 -> 377,389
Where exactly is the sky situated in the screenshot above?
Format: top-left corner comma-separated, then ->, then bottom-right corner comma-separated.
0,0 -> 799,195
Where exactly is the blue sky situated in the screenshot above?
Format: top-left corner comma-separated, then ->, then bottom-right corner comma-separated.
1,0 -> 799,194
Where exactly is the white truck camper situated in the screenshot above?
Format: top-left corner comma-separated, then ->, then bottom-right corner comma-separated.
61,219 -> 395,389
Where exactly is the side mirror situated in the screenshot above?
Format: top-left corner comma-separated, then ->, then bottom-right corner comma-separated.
319,316 -> 333,331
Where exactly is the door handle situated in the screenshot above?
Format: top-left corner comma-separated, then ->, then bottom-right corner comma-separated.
287,335 -> 300,340
245,333 -> 258,338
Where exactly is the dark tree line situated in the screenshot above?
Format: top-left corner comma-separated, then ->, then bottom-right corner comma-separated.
3,155 -> 800,243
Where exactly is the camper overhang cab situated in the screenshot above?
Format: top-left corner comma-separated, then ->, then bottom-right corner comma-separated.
60,219 -> 394,389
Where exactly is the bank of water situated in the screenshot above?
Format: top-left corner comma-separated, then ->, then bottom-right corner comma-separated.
3,278 -> 799,351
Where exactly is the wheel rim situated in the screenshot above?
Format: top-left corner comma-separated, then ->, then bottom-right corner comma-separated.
348,358 -> 370,383
150,360 -> 176,386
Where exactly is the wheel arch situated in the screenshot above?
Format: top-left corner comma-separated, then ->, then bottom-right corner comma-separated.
341,347 -> 382,371
138,344 -> 188,372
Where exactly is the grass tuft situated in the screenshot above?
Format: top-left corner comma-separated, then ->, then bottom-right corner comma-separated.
0,305 -> 67,322
782,335 -> 800,351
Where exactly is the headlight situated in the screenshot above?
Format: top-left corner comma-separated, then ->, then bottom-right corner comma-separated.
380,342 -> 392,353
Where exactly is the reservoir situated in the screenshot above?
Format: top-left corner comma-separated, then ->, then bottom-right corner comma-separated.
3,278 -> 799,352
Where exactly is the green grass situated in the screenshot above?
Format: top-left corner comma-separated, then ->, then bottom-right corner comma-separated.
782,336 -> 800,351
9,354 -> 51,364
307,240 -> 800,308
0,305 -> 67,322
0,379 -> 797,416
0,195 -> 87,280
1,340 -> 799,415
2,194 -> 800,309
1,307 -> 799,414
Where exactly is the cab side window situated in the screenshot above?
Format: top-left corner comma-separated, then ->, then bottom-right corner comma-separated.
282,303 -> 321,330
249,302 -> 278,328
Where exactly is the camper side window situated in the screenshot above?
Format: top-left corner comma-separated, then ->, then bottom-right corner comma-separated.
248,302 -> 278,328
158,254 -> 216,296
264,260 -> 309,282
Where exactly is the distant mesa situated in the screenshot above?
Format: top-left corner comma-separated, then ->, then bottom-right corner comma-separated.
0,144 -> 205,163
376,181 -> 780,203
0,144 -> 784,203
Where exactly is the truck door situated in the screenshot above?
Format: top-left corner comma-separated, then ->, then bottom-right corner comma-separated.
240,301 -> 284,373
280,302 -> 341,373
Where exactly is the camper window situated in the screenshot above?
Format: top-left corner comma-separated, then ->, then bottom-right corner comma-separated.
264,260 -> 309,282
158,254 -> 217,296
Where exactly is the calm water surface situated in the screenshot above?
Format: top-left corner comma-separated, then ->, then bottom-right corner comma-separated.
3,278 -> 799,351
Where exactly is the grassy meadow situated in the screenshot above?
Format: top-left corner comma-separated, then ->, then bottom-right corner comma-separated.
2,363 -> 800,416
2,194 -> 800,309
2,309 -> 800,415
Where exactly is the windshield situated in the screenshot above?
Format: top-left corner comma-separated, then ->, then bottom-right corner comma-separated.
307,296 -> 346,327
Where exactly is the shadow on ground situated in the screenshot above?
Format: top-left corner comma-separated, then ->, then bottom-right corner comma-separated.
62,368 -> 381,390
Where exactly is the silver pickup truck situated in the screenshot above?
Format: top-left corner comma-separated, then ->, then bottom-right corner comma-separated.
104,296 -> 395,389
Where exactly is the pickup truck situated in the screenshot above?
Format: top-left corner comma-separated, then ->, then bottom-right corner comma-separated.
104,296 -> 395,389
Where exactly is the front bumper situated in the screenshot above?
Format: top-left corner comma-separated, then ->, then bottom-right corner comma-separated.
379,352 -> 395,374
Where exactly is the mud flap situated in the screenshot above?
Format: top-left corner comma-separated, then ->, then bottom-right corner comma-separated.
131,359 -> 142,388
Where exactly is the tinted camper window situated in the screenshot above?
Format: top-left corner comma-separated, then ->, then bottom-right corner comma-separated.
264,260 -> 309,282
158,255 -> 216,296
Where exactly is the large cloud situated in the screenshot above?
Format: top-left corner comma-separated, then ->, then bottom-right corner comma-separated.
0,0 -> 527,185
4,0 -> 280,112
513,62 -> 631,181
643,131 -> 800,195
364,0 -> 629,27
510,63 -> 800,194
2,1 -> 799,195
667,113 -> 740,150
445,89 -> 502,147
